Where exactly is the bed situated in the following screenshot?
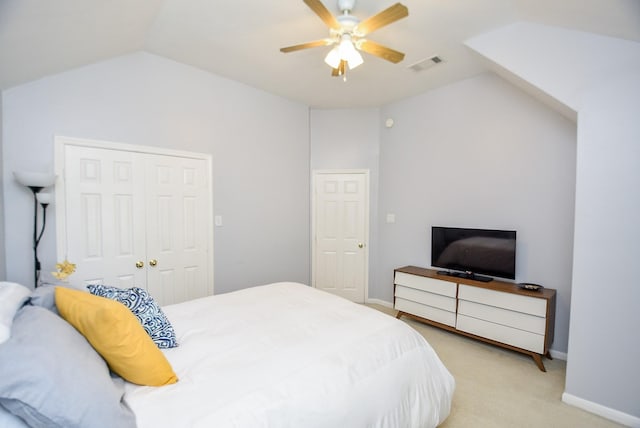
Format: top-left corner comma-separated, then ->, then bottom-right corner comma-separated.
0,281 -> 455,428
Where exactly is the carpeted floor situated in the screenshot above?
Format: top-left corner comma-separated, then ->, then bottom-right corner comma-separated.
367,304 -> 622,428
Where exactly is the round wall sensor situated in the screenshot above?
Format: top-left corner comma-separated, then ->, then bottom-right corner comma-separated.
385,118 -> 394,128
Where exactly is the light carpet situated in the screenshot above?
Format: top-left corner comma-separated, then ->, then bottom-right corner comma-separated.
367,304 -> 622,428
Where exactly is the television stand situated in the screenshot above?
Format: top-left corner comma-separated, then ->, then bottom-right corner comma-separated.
394,266 -> 556,371
436,270 -> 493,283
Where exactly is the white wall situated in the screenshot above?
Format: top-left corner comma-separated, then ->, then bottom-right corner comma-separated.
0,93 -> 5,280
309,108 -> 381,300
564,71 -> 640,423
2,52 -> 310,293
377,72 -> 577,354
465,22 -> 640,424
466,22 -> 640,114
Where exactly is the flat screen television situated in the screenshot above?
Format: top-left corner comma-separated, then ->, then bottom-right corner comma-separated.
431,226 -> 516,282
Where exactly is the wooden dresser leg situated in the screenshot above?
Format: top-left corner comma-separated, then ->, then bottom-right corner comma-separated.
545,351 -> 553,360
532,354 -> 547,372
395,311 -> 404,320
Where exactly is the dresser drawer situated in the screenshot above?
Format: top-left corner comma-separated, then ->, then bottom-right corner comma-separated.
456,314 -> 545,353
458,300 -> 546,335
395,298 -> 456,327
395,285 -> 457,312
458,284 -> 546,317
394,272 -> 457,298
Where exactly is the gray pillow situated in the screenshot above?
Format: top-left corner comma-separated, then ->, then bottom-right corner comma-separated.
0,305 -> 136,428
0,405 -> 29,428
28,284 -> 59,314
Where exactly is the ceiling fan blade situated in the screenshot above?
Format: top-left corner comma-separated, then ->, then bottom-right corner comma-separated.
303,0 -> 341,30
358,40 -> 405,63
280,39 -> 333,53
356,3 -> 408,36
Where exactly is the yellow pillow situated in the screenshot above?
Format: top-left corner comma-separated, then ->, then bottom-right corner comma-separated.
55,286 -> 178,386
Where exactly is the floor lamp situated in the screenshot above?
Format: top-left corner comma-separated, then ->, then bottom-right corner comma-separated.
13,171 -> 56,288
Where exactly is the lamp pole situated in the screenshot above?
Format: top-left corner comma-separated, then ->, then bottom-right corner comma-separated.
13,172 -> 56,288
32,187 -> 41,287
33,190 -> 51,287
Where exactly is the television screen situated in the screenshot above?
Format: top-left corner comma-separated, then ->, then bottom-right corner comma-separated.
431,226 -> 516,281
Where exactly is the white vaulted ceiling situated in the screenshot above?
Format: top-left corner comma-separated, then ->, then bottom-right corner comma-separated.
0,0 -> 638,108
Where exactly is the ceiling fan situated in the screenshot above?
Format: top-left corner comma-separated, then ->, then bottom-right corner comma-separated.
280,0 -> 408,79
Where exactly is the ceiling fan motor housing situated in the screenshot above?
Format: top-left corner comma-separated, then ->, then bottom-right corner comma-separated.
337,14 -> 360,32
338,0 -> 356,13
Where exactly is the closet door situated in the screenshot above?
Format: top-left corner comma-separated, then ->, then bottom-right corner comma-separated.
63,145 -> 147,289
144,154 -> 210,306
58,139 -> 213,305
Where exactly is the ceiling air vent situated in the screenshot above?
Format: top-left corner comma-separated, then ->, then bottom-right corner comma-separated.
407,55 -> 443,72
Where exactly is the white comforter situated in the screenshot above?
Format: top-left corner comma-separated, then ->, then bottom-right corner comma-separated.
124,282 -> 455,427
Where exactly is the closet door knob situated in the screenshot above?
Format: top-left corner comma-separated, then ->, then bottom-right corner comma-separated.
358,243 -> 364,248
135,261 -> 144,269
149,259 -> 158,267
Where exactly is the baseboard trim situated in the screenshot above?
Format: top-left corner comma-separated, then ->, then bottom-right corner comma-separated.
562,392 -> 640,427
366,298 -> 393,308
549,349 -> 567,361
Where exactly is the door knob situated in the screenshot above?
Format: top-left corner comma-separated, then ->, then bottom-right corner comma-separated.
149,259 -> 158,267
135,261 -> 144,269
358,243 -> 364,248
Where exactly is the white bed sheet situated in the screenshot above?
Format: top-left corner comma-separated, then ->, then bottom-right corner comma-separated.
124,282 -> 455,427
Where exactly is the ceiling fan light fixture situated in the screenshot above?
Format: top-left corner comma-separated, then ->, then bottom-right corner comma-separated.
282,0 -> 408,77
324,47 -> 342,69
350,52 -> 364,69
338,34 -> 363,69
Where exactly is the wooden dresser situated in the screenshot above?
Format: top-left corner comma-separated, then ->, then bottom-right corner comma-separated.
394,265 -> 556,371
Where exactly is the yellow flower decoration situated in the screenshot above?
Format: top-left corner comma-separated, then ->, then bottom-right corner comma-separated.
52,260 -> 76,281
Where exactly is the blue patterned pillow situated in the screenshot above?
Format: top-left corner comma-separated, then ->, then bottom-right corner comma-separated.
87,285 -> 178,349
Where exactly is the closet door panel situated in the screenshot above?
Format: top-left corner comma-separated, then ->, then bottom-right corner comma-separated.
63,145 -> 146,289
145,155 -> 210,306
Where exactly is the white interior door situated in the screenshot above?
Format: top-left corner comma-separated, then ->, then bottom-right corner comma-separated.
57,137 -> 213,305
144,154 -> 210,306
313,171 -> 369,303
62,145 -> 147,289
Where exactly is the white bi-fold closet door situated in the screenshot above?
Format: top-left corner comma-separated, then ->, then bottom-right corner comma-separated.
55,137 -> 213,306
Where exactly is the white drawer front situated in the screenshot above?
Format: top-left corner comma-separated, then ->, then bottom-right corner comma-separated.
395,285 -> 457,312
458,284 -> 546,317
458,300 -> 546,335
395,272 -> 457,298
395,298 -> 456,327
456,314 -> 545,353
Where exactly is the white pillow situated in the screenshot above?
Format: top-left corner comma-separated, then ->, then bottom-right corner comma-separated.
0,282 -> 31,344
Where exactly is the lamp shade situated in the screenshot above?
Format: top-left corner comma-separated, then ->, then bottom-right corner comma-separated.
36,192 -> 53,205
13,171 -> 56,188
324,47 -> 341,69
338,34 -> 363,70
